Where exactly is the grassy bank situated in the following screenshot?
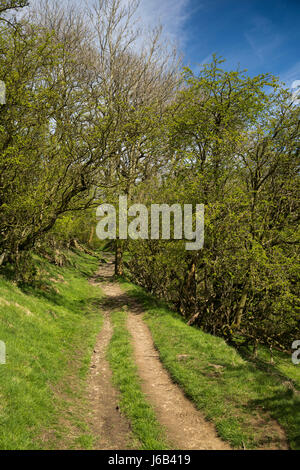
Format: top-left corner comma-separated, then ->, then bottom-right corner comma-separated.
0,251 -> 103,450
120,280 -> 300,450
107,309 -> 169,450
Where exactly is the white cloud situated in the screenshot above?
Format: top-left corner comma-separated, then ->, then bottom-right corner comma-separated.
27,0 -> 193,54
281,61 -> 300,88
131,0 -> 192,48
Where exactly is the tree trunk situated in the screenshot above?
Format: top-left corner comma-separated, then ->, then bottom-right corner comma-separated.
88,226 -> 95,246
115,239 -> 123,276
0,251 -> 6,266
235,282 -> 248,328
253,339 -> 258,358
180,256 -> 196,319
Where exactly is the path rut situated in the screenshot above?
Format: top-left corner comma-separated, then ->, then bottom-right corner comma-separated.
93,258 -> 230,450
88,268 -> 132,450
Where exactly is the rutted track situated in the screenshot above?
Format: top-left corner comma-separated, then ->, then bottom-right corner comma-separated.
91,258 -> 230,450
88,267 -> 132,450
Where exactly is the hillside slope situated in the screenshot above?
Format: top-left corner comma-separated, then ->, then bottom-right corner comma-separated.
121,280 -> 300,450
0,251 -> 299,450
0,251 -> 103,449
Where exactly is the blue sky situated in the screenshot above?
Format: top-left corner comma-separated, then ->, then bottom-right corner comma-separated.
136,0 -> 300,87
38,0 -> 300,87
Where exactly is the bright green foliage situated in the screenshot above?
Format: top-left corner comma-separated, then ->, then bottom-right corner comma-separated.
0,251 -> 103,449
0,0 -> 299,448
127,57 -> 299,350
0,0 -> 28,17
121,280 -> 300,450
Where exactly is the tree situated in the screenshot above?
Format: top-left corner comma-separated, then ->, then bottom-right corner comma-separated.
126,57 -> 299,350
0,0 -> 28,16
0,3 -> 119,265
88,0 -> 180,275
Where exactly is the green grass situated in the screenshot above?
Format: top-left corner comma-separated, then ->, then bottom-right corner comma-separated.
107,309 -> 169,450
242,344 -> 300,389
120,280 -> 300,450
0,250 -> 103,450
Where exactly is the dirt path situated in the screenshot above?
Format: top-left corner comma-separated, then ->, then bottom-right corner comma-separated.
92,258 -> 230,450
126,312 -> 231,450
88,265 -> 133,450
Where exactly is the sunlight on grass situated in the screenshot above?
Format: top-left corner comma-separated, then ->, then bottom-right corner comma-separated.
121,280 -> 300,450
108,309 -> 169,450
0,251 -> 103,450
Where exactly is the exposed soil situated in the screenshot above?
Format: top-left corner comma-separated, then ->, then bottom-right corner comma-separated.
126,311 -> 231,450
87,256 -> 288,450
88,266 -> 133,450
91,258 -> 230,450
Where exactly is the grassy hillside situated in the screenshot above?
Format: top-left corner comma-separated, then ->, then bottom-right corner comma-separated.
0,251 -> 103,450
1,250 -> 298,450
120,280 -> 300,450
